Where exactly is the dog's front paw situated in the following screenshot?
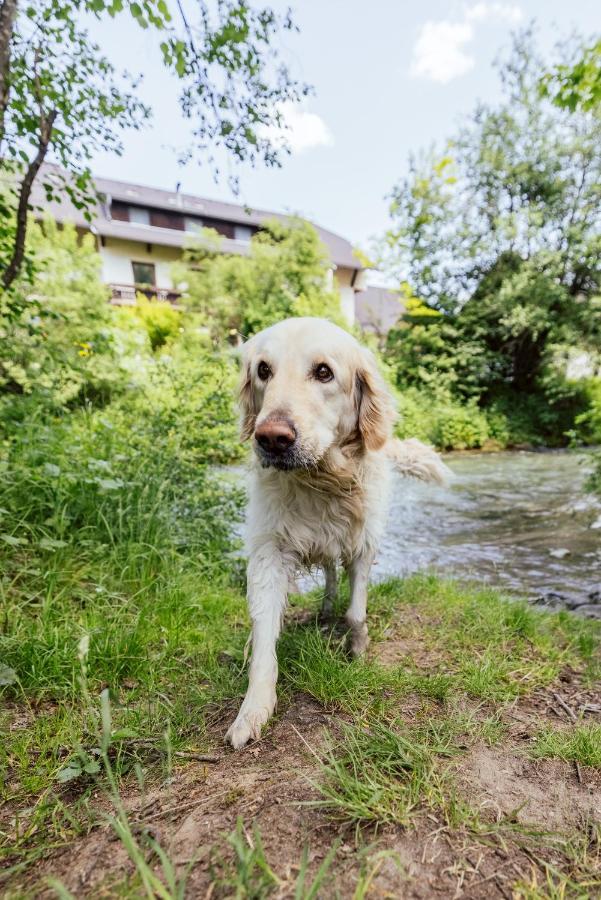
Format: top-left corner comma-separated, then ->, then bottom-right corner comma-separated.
348,621 -> 370,658
225,700 -> 274,749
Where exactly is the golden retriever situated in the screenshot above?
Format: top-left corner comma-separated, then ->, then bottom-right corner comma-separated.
226,317 -> 449,749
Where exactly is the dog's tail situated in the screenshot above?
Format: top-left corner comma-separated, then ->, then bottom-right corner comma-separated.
386,437 -> 452,487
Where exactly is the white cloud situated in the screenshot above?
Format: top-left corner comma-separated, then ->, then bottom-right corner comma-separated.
410,2 -> 523,84
410,21 -> 475,84
261,103 -> 333,154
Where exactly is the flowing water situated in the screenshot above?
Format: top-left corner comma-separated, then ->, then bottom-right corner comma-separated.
376,449 -> 601,611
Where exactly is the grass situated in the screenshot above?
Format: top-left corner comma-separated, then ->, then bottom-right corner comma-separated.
2,551 -> 600,895
531,724 -> 601,769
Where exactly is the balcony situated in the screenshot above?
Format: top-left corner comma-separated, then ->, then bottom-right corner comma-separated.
109,283 -> 182,306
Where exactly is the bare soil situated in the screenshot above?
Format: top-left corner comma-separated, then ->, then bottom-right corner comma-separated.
5,682 -> 600,899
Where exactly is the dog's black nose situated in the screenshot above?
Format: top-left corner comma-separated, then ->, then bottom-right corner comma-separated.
255,418 -> 296,455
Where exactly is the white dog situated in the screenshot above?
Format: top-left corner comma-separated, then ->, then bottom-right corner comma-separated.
226,317 -> 449,749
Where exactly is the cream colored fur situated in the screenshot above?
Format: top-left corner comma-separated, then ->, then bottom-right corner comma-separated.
226,317 -> 450,749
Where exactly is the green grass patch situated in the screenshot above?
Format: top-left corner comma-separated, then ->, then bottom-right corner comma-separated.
531,724 -> 601,769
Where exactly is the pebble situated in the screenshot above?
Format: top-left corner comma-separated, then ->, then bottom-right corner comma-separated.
575,604 -> 601,620
549,548 -> 571,558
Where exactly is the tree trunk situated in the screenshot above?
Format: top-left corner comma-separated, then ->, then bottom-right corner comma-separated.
2,109 -> 57,290
0,0 -> 17,149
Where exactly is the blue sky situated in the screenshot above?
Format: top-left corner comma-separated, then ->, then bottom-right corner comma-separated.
87,0 -> 599,250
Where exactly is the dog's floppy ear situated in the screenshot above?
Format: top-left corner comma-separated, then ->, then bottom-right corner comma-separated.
238,343 -> 256,442
356,350 -> 396,452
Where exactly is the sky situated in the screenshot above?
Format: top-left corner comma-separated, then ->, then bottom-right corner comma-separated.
86,0 -> 600,252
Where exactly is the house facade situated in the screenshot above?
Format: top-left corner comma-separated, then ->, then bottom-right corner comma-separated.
35,169 -> 366,324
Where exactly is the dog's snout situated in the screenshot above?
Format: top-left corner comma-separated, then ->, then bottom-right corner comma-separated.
255,418 -> 296,455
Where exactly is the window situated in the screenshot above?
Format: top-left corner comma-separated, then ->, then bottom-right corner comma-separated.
149,209 -> 185,230
202,217 -> 235,239
129,206 -> 150,225
132,261 -> 156,285
184,216 -> 204,234
234,224 -> 253,242
111,201 -> 130,222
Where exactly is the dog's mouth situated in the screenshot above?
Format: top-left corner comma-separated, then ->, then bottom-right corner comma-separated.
255,441 -> 315,471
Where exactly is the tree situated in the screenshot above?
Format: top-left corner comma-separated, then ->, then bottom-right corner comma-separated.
0,0 -> 308,290
541,38 -> 601,112
175,219 -> 344,339
381,32 -> 601,441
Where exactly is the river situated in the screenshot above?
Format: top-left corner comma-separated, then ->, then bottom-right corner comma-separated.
375,449 -> 601,614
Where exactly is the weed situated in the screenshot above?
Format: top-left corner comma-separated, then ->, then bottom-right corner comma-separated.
531,725 -> 601,769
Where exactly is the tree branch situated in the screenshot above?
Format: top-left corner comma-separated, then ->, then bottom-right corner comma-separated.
0,0 -> 18,150
2,108 -> 57,290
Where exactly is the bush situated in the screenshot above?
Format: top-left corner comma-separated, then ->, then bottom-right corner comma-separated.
124,294 -> 183,351
0,219 -> 151,415
395,388 -> 490,450
175,218 -> 345,340
0,345 -> 243,576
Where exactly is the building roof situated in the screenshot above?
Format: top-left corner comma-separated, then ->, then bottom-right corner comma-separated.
355,286 -> 405,333
32,167 -> 361,271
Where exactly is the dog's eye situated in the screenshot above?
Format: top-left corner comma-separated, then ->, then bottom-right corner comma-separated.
257,361 -> 272,381
314,363 -> 334,383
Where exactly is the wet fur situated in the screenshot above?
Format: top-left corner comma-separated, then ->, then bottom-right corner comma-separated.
226,318 -> 450,748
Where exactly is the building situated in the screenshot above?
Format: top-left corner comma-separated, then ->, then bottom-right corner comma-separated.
34,168 -> 366,324
355,285 -> 405,335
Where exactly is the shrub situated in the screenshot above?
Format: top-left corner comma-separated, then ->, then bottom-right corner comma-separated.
0,346 -> 243,574
395,388 -> 490,450
125,294 -> 183,351
0,219 -> 150,415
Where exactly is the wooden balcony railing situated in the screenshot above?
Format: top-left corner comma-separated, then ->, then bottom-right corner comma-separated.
109,283 -> 182,305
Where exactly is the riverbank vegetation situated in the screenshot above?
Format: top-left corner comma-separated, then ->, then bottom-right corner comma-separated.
1,22 -> 600,899
379,33 -> 601,450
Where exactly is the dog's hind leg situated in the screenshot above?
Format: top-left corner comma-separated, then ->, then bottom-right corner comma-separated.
321,561 -> 337,618
226,542 -> 290,749
345,549 -> 375,657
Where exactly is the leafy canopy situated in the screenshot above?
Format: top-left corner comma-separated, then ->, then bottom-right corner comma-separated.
0,0 -> 308,288
381,31 -> 601,445
175,218 -> 344,339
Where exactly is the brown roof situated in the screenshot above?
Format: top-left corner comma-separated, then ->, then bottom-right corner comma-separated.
32,167 -> 361,271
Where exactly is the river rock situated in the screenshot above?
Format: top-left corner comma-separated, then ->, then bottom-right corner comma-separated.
549,548 -> 571,559
565,596 -> 594,609
574,604 -> 601,620
532,591 -> 569,610
591,516 -> 601,529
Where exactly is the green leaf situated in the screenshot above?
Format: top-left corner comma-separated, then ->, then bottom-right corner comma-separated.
56,760 -> 83,783
97,478 -> 124,490
0,665 -> 17,686
1,533 -> 28,546
39,537 -> 69,551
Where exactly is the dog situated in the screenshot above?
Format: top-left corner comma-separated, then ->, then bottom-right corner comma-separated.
225,317 -> 450,749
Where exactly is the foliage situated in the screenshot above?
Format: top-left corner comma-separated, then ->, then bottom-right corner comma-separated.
0,0 -> 308,289
176,218 -> 344,339
381,32 -> 601,447
541,38 -> 601,112
0,219 -> 144,412
587,452 -> 601,497
125,293 -> 183,351
395,388 -> 491,450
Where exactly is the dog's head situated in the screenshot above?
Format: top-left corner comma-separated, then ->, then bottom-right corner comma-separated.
238,317 -> 395,471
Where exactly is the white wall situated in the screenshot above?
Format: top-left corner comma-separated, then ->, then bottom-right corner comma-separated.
334,267 -> 356,325
100,237 -> 359,322
100,239 -> 181,289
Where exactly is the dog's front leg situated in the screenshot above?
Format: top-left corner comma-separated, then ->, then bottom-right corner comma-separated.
226,543 -> 289,749
345,549 -> 375,657
320,561 -> 337,618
